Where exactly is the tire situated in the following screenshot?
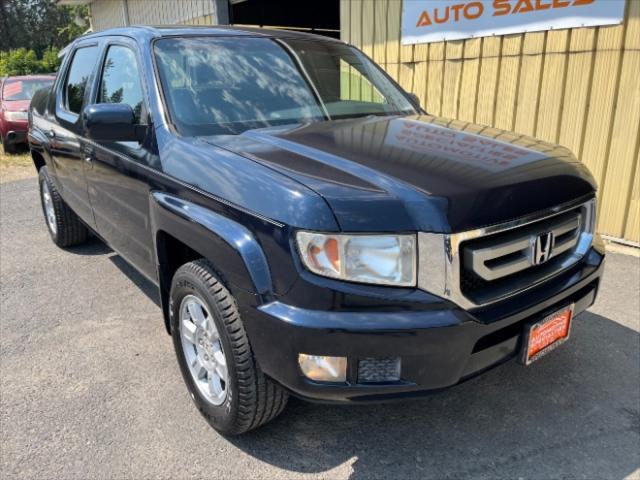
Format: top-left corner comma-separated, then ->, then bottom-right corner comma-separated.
1,137 -> 16,154
38,166 -> 89,247
170,259 -> 288,435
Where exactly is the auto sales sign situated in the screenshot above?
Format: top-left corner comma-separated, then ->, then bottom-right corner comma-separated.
401,0 -> 626,44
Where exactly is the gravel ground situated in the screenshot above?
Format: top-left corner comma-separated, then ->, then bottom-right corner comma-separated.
1,176 -> 639,480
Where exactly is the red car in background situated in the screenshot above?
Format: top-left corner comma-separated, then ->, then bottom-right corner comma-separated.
1,75 -> 55,153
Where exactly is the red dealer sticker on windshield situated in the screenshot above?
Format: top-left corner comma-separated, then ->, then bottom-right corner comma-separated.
3,81 -> 23,97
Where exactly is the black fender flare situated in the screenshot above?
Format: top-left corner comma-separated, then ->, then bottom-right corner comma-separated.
150,191 -> 273,333
27,128 -> 54,169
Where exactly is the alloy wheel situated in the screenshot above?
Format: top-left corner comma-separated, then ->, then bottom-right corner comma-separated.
179,295 -> 228,405
41,181 -> 57,235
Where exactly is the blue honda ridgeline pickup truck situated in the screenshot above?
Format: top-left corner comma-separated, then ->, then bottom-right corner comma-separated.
29,26 -> 604,434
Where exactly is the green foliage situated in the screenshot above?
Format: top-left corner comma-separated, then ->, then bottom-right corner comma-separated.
0,0 -> 89,57
57,6 -> 89,46
39,47 -> 61,73
0,47 -> 61,76
0,0 -> 81,76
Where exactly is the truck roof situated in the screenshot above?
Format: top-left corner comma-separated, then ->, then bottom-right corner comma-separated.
78,25 -> 343,44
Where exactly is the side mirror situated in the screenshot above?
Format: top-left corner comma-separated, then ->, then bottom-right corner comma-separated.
407,93 -> 421,109
83,103 -> 140,142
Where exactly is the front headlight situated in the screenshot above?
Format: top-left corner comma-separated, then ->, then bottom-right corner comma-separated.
296,232 -> 416,286
5,111 -> 28,121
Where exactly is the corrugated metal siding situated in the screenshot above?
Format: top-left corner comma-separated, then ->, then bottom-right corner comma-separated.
89,0 -> 214,29
341,0 -> 640,243
179,13 -> 215,26
128,0 -> 213,25
90,0 -> 126,31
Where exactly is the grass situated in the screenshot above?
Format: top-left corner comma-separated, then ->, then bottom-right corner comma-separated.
1,149 -> 32,167
0,146 -> 35,182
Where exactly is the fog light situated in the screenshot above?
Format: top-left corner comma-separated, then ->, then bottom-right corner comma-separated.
298,354 -> 347,382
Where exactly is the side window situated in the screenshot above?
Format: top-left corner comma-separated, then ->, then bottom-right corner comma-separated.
64,46 -> 99,114
99,45 -> 145,123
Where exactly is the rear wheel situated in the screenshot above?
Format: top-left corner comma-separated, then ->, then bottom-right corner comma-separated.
170,259 -> 288,435
38,167 -> 89,247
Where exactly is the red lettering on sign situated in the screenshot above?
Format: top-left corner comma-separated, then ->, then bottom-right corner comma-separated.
493,0 -> 511,16
451,3 -> 465,21
465,2 -> 484,19
416,10 -> 432,27
535,0 -> 552,10
434,6 -> 450,24
421,0 -> 601,25
514,0 -> 535,13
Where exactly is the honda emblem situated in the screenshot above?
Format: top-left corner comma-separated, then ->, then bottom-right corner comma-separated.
531,232 -> 554,265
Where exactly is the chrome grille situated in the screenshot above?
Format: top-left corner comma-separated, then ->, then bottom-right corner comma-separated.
418,198 -> 596,309
462,210 -> 582,282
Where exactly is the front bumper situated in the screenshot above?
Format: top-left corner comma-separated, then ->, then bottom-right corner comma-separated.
2,120 -> 28,145
243,247 -> 604,403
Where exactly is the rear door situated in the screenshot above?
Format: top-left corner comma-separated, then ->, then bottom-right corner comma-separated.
51,43 -> 100,228
84,38 -> 158,279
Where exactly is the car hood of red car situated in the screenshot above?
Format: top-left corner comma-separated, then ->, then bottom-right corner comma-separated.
2,99 -> 30,112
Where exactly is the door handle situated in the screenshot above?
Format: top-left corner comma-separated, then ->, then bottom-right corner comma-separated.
46,129 -> 55,139
82,145 -> 94,165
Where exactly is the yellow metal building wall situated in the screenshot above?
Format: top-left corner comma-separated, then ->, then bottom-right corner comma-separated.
89,0 -> 215,30
341,0 -> 640,243
88,0 -> 126,31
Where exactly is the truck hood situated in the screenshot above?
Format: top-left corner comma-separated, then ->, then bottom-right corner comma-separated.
206,115 -> 596,232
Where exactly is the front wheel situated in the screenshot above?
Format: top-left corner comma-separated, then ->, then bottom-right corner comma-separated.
1,136 -> 16,154
170,260 -> 288,435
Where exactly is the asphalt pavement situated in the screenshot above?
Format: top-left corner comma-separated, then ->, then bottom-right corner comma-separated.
1,175 -> 639,479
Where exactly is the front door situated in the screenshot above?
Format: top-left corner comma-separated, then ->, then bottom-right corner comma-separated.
84,41 -> 157,279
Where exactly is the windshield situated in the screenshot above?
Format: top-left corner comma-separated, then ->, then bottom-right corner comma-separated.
2,79 -> 53,101
154,36 -> 417,136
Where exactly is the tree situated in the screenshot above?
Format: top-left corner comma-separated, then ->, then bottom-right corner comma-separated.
40,47 -> 61,73
0,48 -> 61,75
0,49 -> 39,76
57,6 -> 89,46
0,0 -> 84,75
0,0 -> 88,56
